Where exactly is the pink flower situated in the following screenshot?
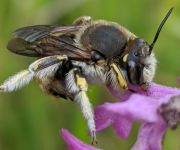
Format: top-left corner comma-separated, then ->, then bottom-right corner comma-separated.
60,129 -> 102,150
95,83 -> 180,150
59,83 -> 180,150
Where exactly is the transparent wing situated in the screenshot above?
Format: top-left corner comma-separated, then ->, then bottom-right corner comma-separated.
7,25 -> 92,60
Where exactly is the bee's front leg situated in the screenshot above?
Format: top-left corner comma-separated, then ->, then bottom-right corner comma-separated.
66,68 -> 97,145
109,62 -> 128,90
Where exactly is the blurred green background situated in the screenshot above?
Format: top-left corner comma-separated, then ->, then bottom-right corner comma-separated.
0,0 -> 180,149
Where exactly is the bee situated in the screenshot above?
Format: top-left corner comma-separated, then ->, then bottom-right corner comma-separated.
0,8 -> 173,144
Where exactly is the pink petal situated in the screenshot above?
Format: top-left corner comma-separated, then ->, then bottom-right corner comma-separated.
95,104 -> 113,132
131,123 -> 167,150
95,94 -> 171,139
112,117 -> 132,139
132,83 -> 180,98
60,129 -> 102,150
95,104 -> 132,139
109,83 -> 180,101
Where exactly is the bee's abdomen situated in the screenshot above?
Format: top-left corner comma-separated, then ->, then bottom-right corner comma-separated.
81,24 -> 128,58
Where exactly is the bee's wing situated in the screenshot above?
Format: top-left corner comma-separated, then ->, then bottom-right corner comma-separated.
7,25 -> 92,60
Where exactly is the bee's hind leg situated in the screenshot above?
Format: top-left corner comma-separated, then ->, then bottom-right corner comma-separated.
66,68 -> 97,145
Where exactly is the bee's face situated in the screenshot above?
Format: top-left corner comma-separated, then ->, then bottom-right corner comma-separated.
126,38 -> 152,85
128,38 -> 150,58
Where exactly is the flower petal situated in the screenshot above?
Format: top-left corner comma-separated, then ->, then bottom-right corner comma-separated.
131,123 -> 167,150
95,104 -> 113,132
109,83 -> 180,101
112,117 -> 132,139
95,103 -> 133,139
95,94 -> 171,139
136,83 -> 180,98
60,129 -> 102,150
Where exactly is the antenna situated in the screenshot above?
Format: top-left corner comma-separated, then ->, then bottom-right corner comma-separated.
149,7 -> 174,54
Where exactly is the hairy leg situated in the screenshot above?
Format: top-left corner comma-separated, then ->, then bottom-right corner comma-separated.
107,62 -> 128,93
66,68 -> 97,144
0,55 -> 67,92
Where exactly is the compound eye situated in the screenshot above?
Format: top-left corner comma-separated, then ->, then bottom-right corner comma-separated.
134,51 -> 138,57
142,46 -> 150,56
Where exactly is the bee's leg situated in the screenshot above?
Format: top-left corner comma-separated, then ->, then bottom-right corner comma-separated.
29,55 -> 68,73
73,16 -> 92,25
29,55 -> 68,80
66,68 -> 97,145
140,82 -> 149,91
110,63 -> 128,90
0,55 -> 68,92
0,70 -> 34,92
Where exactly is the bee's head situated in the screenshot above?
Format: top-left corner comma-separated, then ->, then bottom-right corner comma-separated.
125,38 -> 150,85
124,7 -> 173,86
